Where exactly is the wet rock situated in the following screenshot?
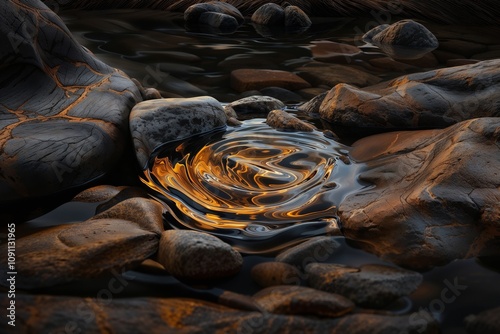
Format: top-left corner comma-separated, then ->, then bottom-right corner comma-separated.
368,57 -> 419,72
296,62 -> 381,88
465,306 -> 500,334
251,262 -> 302,287
129,96 -> 227,169
0,294 -> 438,334
339,118 -> 500,269
0,0 -> 141,201
0,219 -> 158,289
157,230 -> 243,281
311,41 -> 363,64
371,20 -> 439,59
297,87 -> 328,100
284,5 -> 311,28
143,87 -> 162,100
306,263 -> 422,308
94,186 -> 151,213
276,236 -> 341,271
91,197 -> 165,235
266,110 -> 315,132
199,12 -> 239,31
253,285 -> 355,317
397,52 -> 439,68
362,24 -> 390,43
225,95 -> 285,116
438,39 -> 487,58
319,59 -> 500,130
184,1 -> 244,25
251,3 -> 285,25
72,185 -> 126,203
259,87 -> 303,103
297,92 -> 328,115
230,69 -> 311,93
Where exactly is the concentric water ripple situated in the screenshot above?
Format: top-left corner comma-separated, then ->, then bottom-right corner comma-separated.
143,119 -> 366,253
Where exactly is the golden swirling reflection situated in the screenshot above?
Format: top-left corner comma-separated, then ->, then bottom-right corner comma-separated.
142,119 -> 365,253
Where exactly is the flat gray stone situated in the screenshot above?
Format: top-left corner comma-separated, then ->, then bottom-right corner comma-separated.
306,263 -> 422,308
129,97 -> 227,169
157,230 -> 243,281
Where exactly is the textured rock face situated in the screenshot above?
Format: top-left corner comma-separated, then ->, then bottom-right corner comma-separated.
0,218 -> 158,289
129,97 -> 227,169
251,3 -> 285,25
319,59 -> 500,130
339,118 -> 500,269
266,109 -> 315,132
1,294 -> 439,334
157,230 -> 243,280
0,0 -> 142,201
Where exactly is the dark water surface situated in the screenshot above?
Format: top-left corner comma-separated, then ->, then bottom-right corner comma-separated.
14,8 -> 500,333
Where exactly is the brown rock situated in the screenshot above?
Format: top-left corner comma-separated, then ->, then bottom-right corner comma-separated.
91,197 -> 165,235
296,62 -> 381,88
251,3 -> 284,25
0,294 -> 439,334
266,109 -> 315,132
306,263 -> 422,308
0,219 -> 158,289
311,41 -> 363,64
339,118 -> 500,269
72,185 -> 126,203
251,262 -> 302,287
368,57 -> 418,72
276,236 -> 341,270
253,285 -> 355,317
225,95 -> 285,115
319,59 -> 500,130
230,69 -> 311,92
465,306 -> 500,334
157,230 -> 243,280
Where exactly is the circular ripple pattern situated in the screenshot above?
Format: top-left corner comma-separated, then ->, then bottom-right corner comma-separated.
143,119 -> 365,253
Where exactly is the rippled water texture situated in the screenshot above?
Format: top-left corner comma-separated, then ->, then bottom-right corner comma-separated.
143,119 -> 365,253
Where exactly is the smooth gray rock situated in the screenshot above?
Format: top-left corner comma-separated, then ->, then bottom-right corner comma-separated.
339,118 -> 500,269
225,95 -> 285,116
251,262 -> 302,287
157,230 -> 243,280
253,285 -> 355,317
0,0 -> 141,201
184,1 -> 244,25
251,3 -> 285,25
362,24 -> 390,43
306,263 -> 423,308
266,109 -> 315,132
276,236 -> 341,270
129,97 -> 227,169
319,59 -> 500,130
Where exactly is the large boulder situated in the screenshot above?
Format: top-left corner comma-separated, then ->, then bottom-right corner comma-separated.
0,0 -> 141,201
339,117 -> 500,270
319,59 -> 500,131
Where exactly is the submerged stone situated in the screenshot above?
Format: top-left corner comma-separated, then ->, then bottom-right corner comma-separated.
251,262 -> 302,287
276,236 -> 341,271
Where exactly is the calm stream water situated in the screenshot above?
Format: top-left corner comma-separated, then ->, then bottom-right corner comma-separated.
19,8 -> 500,333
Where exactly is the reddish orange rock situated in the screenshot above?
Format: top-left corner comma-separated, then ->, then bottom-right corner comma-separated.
230,69 -> 311,93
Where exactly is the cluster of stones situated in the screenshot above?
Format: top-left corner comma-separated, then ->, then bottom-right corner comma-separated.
1,1 -> 500,332
182,1 -> 311,32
